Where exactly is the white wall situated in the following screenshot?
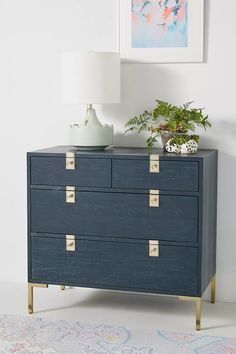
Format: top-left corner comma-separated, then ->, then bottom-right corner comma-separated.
0,0 -> 236,303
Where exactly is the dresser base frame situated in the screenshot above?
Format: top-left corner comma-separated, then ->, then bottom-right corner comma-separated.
179,296 -> 202,330
210,275 -> 216,304
179,275 -> 216,330
28,275 -> 216,330
28,283 -> 48,315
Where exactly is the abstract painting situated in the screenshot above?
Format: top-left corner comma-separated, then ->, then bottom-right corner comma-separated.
120,0 -> 204,63
132,0 -> 188,48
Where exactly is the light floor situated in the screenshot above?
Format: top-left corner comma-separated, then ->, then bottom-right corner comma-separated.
0,282 -> 236,338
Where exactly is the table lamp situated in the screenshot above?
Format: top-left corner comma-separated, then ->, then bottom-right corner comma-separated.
61,51 -> 120,150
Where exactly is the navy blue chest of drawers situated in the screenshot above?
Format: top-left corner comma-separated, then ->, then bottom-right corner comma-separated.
27,146 -> 218,330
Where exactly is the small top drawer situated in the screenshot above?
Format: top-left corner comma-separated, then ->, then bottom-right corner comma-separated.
30,156 -> 111,187
112,159 -> 199,192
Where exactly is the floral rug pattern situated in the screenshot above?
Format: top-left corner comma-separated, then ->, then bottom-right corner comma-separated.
0,314 -> 236,353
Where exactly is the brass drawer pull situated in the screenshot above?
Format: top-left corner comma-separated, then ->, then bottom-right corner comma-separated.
66,235 -> 76,251
149,240 -> 159,257
66,152 -> 75,170
150,155 -> 160,173
66,186 -> 75,203
149,190 -> 160,207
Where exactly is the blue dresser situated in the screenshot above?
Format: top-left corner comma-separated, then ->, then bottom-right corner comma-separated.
27,146 -> 218,330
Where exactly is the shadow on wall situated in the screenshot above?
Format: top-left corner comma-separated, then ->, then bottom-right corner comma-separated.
102,0 -> 212,145
215,150 -> 236,301
200,119 -> 236,157
102,64 -> 187,147
204,0 -> 210,63
196,115 -> 236,300
114,133 -> 149,148
101,0 -> 212,136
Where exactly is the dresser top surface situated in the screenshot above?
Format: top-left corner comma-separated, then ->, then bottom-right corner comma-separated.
28,146 -> 217,160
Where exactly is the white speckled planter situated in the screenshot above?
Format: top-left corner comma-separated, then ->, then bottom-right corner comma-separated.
165,139 -> 198,154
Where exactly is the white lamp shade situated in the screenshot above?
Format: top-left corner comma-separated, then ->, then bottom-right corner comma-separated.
61,51 -> 120,105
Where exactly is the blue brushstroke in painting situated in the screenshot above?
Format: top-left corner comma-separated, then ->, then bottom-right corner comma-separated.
132,0 -> 188,48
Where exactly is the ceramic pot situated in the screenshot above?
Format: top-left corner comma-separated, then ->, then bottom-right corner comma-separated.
160,131 -> 175,150
180,139 -> 198,153
165,138 -> 198,154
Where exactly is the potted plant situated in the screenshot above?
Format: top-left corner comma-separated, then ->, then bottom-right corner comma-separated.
125,100 -> 211,153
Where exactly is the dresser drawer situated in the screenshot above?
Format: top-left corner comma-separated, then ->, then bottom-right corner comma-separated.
31,190 -> 198,243
30,157 -> 111,187
112,159 -> 199,191
31,235 -> 198,296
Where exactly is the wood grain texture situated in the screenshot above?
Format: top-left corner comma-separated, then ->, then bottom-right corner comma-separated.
28,146 -> 217,160
113,159 -> 199,191
27,147 -> 218,298
30,190 -> 198,243
31,232 -> 198,248
27,154 -> 32,280
31,235 -> 198,296
30,156 -> 111,188
199,151 -> 218,293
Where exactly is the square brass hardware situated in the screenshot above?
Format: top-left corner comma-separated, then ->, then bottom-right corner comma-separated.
150,155 -> 160,173
66,152 -> 75,170
66,235 -> 76,251
149,240 -> 159,257
149,190 -> 160,207
66,186 -> 75,203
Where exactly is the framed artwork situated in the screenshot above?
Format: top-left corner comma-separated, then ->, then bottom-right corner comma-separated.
119,0 -> 204,63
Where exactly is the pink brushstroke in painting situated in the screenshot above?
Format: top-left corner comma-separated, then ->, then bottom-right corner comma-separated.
132,0 -> 188,48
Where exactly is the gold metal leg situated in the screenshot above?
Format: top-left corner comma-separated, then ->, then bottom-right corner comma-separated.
179,275 -> 216,330
195,298 -> 202,331
28,283 -> 48,314
28,284 -> 33,314
61,285 -> 65,291
211,275 -> 216,304
179,296 -> 202,331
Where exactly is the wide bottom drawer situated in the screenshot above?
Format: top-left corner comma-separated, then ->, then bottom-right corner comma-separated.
30,235 -> 198,296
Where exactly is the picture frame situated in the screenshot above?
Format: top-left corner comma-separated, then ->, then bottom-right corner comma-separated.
119,0 -> 204,63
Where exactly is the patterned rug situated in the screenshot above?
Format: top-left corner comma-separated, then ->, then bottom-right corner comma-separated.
0,314 -> 236,354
